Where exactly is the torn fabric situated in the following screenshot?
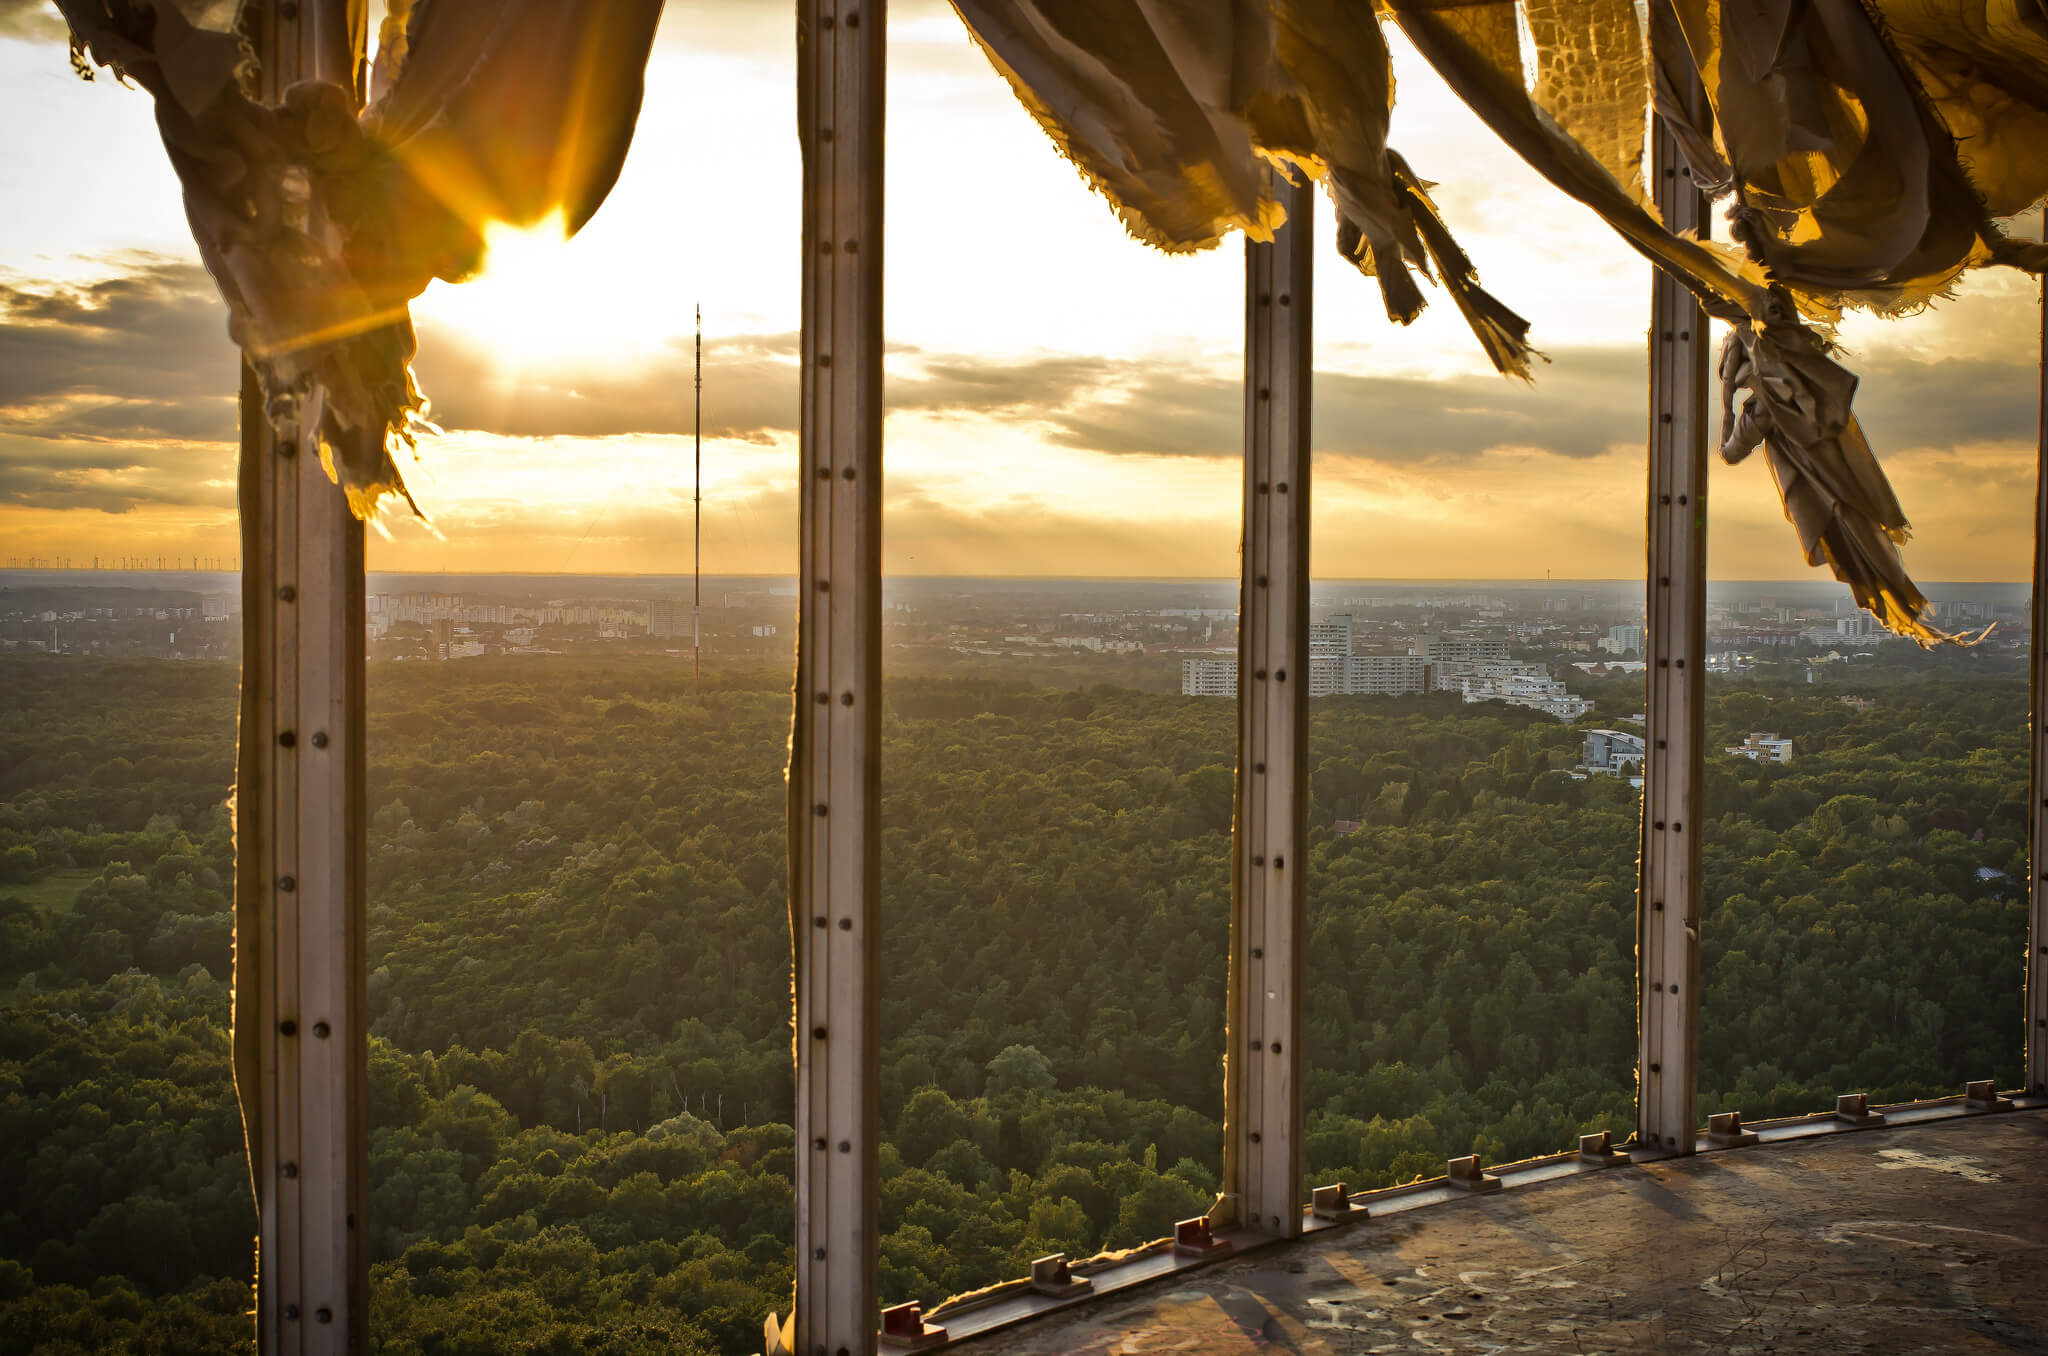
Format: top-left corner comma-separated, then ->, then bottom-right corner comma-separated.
1717,304 -> 1938,639
948,0 -> 1541,376
949,0 -> 2045,643
1379,0 -> 2042,644
55,0 -> 665,518
1659,0 -> 2020,316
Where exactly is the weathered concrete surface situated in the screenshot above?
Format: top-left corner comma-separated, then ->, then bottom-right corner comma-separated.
964,1113 -> 2048,1354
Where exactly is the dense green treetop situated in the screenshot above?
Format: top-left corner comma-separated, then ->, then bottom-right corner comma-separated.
0,654 -> 2024,1352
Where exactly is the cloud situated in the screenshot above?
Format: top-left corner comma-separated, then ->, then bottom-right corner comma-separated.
412,328 -> 802,445
0,258 -> 240,443
0,434 -> 235,513
415,328 -> 1655,465
0,0 -> 66,42
3,252 -> 2038,532
1853,352 -> 2035,455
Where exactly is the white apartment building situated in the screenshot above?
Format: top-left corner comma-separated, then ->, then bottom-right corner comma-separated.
1347,654 -> 1434,696
1411,631 -> 1511,665
1309,653 -> 1348,697
1182,657 -> 1237,696
1432,655 -> 1544,693
1310,614 -> 1355,658
1581,728 -> 1647,773
1728,731 -> 1793,763
1461,670 -> 1593,721
1183,639 -> 1435,701
1601,624 -> 1644,655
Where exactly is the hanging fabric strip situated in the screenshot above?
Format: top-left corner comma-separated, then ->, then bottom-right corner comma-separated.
949,0 -> 1540,375
54,0 -> 666,518
1381,0 -> 1988,644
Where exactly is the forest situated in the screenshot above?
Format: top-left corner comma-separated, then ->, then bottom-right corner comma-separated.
0,649 -> 2027,1353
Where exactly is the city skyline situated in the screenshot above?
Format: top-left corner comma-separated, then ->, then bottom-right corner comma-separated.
2,1 -> 2043,581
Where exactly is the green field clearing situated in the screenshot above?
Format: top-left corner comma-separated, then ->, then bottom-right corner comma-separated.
1,868 -> 97,912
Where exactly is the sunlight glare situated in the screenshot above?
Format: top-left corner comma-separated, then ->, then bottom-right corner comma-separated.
411,210 -> 661,369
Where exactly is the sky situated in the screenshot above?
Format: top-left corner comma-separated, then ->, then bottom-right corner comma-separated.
0,0 -> 2041,581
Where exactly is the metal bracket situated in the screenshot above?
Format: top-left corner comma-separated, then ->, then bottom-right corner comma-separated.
1028,1253 -> 1092,1298
1311,1182 -> 1366,1220
1174,1217 -> 1232,1257
1446,1155 -> 1502,1193
1966,1080 -> 2016,1112
1706,1111 -> 1760,1148
1578,1131 -> 1631,1167
879,1302 -> 947,1352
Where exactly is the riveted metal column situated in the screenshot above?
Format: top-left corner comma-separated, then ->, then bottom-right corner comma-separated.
790,1 -> 884,1351
237,3 -> 368,1351
2028,245 -> 2048,1095
1638,119 -> 1708,1154
1222,176 -> 1311,1236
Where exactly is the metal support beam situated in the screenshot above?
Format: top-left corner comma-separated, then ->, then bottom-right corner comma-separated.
1637,119 -> 1709,1154
790,1 -> 885,1351
1223,175 -> 1312,1237
2029,236 -> 2048,1096
236,5 -> 368,1351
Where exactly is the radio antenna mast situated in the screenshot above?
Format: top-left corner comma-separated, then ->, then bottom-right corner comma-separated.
693,303 -> 703,695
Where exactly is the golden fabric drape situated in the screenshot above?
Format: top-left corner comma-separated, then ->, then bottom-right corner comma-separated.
55,0 -> 665,518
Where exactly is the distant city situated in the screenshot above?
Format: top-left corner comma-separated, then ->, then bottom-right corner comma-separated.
1,571 -> 2029,723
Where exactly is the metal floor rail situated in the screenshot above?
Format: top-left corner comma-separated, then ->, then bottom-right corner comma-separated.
924,1091 -> 2046,1349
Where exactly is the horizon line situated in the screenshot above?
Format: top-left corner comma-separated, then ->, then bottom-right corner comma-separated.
0,568 -> 2034,588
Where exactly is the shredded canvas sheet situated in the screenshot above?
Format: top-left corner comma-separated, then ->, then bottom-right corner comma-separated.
46,0 -> 2048,638
952,0 -> 2048,644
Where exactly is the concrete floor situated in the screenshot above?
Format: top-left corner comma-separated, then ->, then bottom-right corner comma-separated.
964,1113 -> 2048,1354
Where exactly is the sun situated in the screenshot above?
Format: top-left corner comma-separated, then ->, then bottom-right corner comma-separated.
410,210 -> 635,370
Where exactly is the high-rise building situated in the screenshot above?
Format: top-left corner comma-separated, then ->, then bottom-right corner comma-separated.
1411,632 -> 1510,665
1601,624 -> 1644,655
1308,653 -> 1347,696
1309,614 -> 1354,658
1181,657 -> 1237,696
1346,654 -> 1433,696
649,598 -> 680,638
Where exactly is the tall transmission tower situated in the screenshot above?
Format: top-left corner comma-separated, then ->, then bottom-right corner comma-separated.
693,303 -> 703,695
